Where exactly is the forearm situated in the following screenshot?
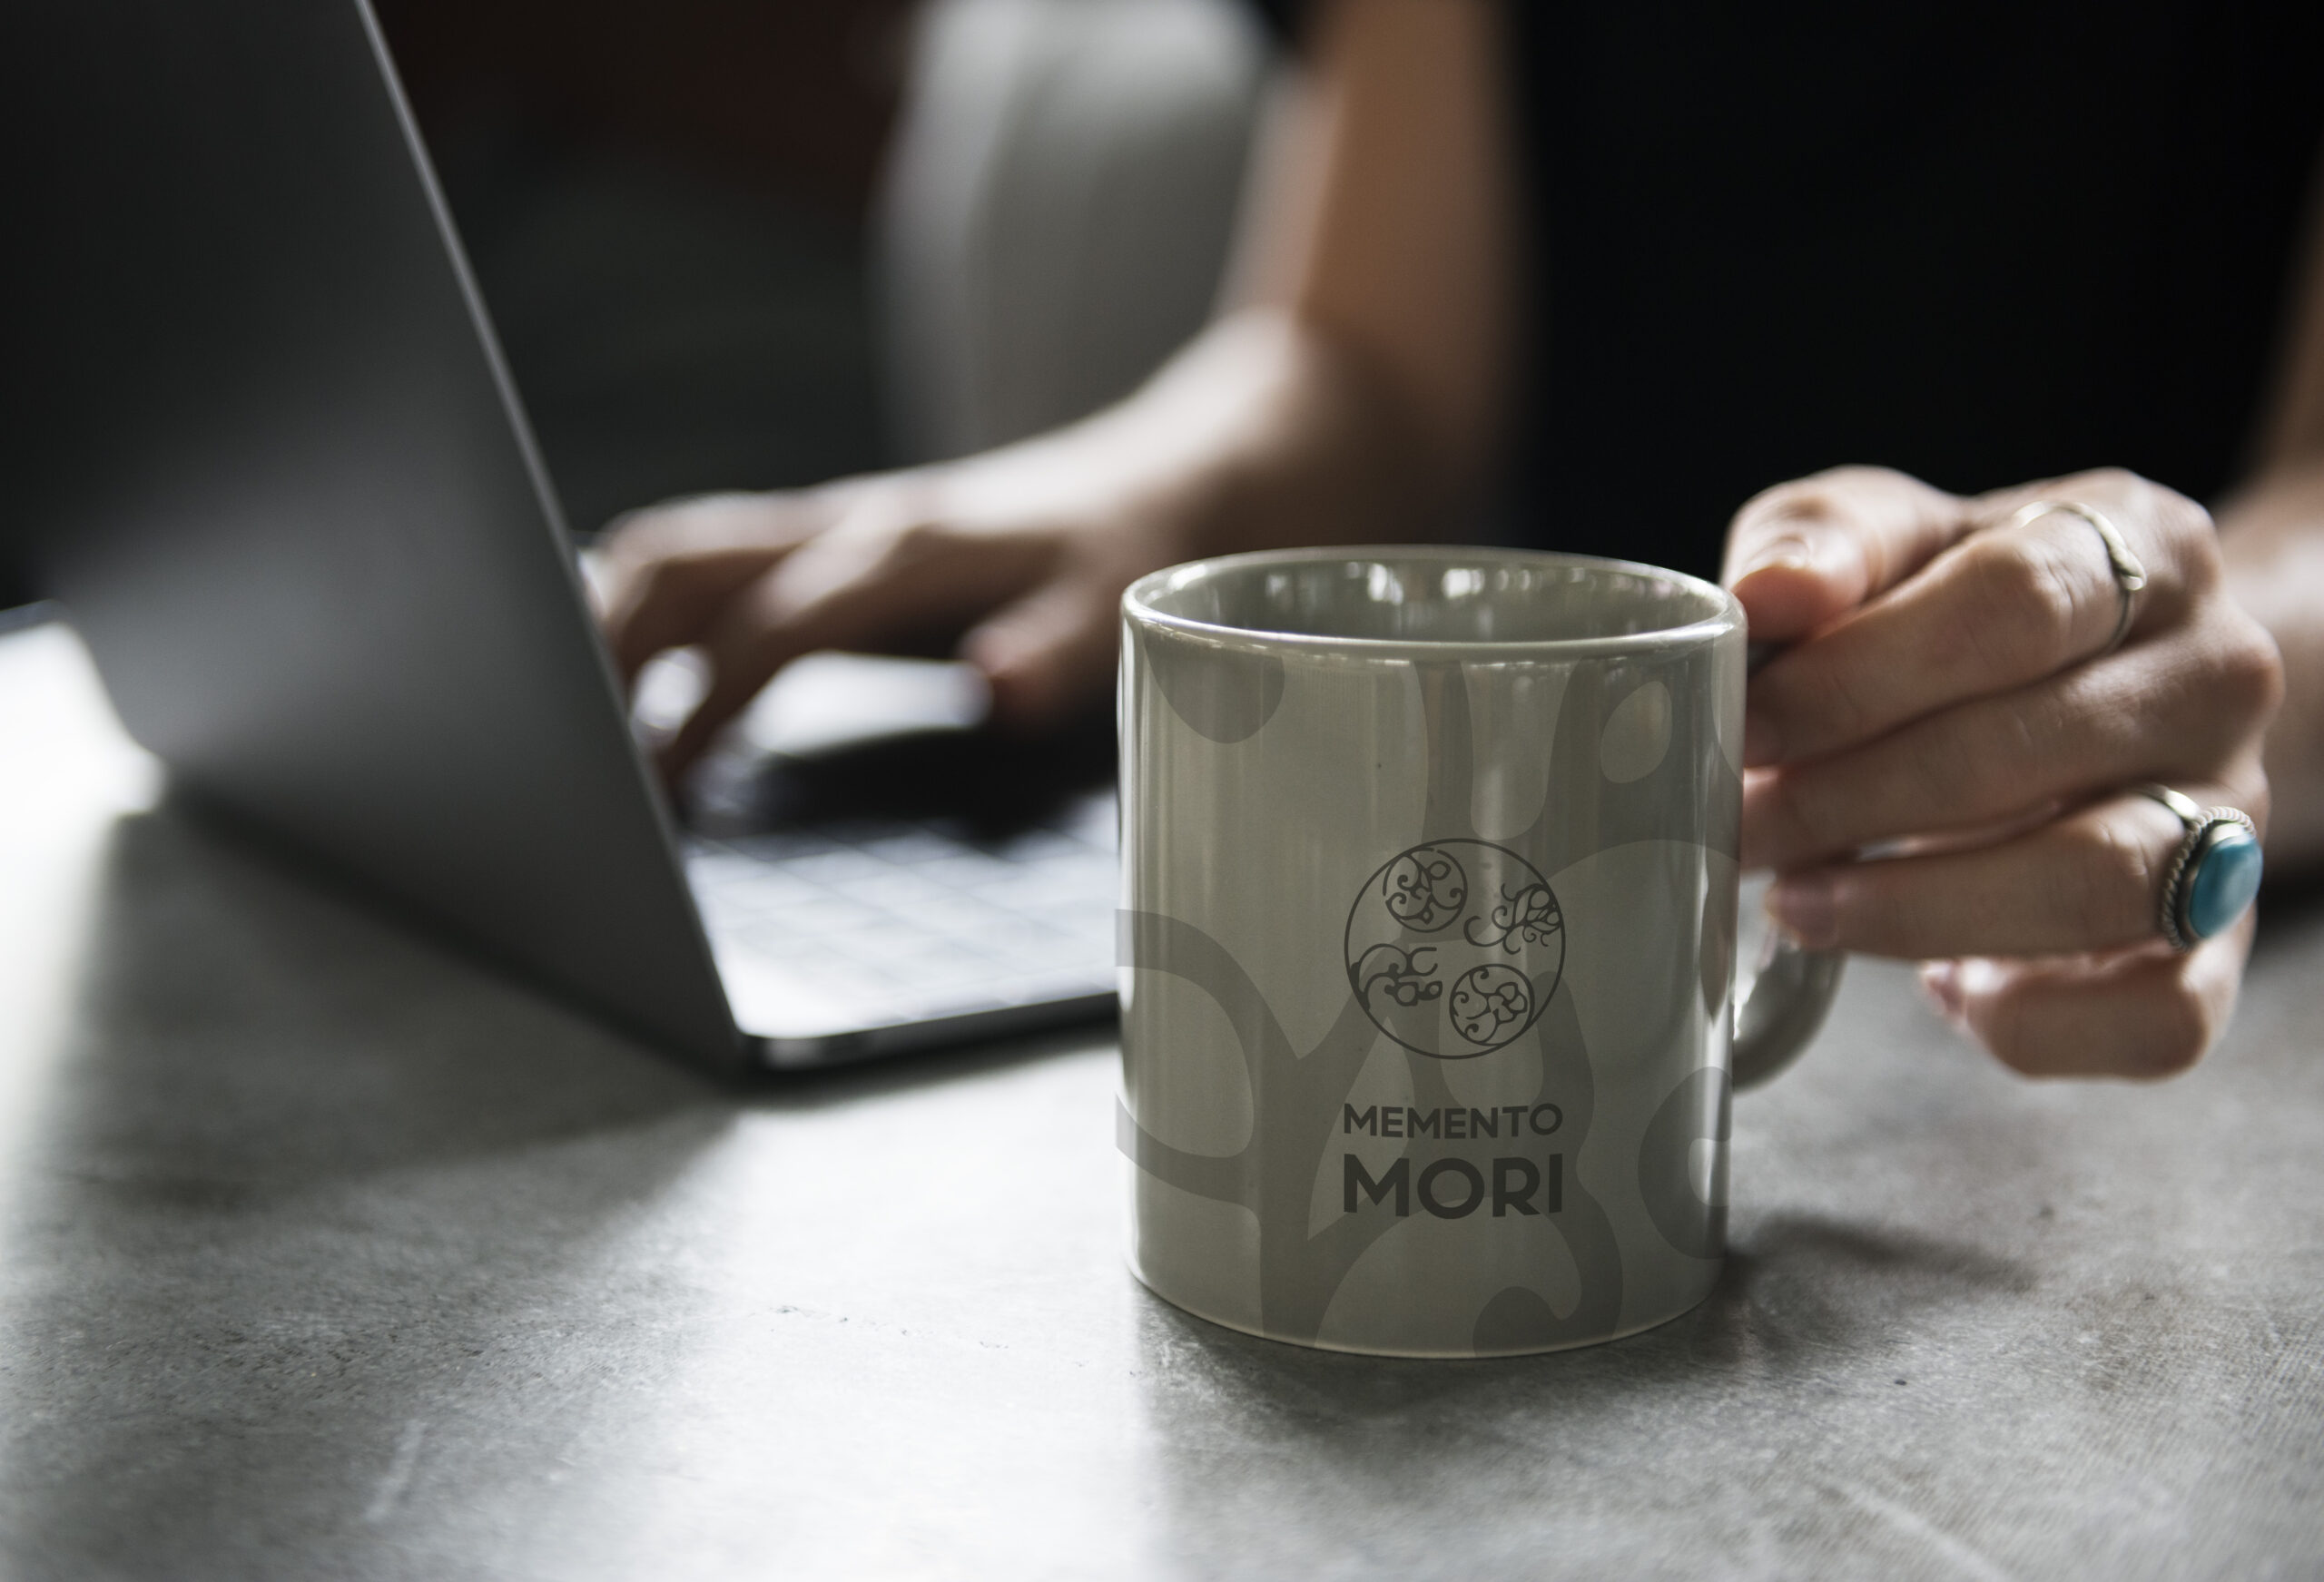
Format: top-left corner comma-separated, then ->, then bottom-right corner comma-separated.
938,0 -> 1514,568
2219,457 -> 2324,870
941,306 -> 1456,555
1153,309 -> 1465,554
597,0 -> 1513,746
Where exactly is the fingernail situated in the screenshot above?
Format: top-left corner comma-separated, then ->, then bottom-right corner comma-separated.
1735,545 -> 1815,583
1742,704 -> 1782,766
1738,769 -> 1777,870
1919,960 -> 1964,1025
1740,522 -> 1858,583
1765,872 -> 1837,949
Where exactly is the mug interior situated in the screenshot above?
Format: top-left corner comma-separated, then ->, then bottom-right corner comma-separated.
1131,551 -> 1730,646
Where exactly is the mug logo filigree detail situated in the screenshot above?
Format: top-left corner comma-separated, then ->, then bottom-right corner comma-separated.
1466,881 -> 1561,953
1449,963 -> 1531,1045
1344,840 -> 1563,1058
1384,848 -> 1467,931
1353,943 -> 1443,1007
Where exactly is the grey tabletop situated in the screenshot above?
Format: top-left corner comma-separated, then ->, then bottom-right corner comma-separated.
1,616 -> 2319,1582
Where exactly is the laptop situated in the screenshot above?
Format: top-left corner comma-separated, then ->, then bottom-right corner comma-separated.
8,0 -> 1118,1074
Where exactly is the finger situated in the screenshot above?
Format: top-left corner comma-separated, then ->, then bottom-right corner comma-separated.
960,572 -> 1127,731
1918,911 -> 2254,1079
605,546 -> 793,683
1743,610 -> 2280,869
657,516 -> 1057,778
1744,469 -> 2214,767
1723,467 -> 1970,644
1765,772 -> 2264,958
597,493 -> 836,681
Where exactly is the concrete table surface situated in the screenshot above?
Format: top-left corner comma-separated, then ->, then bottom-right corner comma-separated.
1,616 -> 2319,1581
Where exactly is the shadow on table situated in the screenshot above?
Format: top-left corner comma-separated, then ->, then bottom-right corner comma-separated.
0,808 -> 729,1577
1129,1211 -> 2034,1569
37,807 -> 730,1178
743,1019 -> 1113,1113
2252,871 -> 2324,963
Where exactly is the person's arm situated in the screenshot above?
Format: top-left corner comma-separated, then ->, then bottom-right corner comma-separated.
2219,172 -> 2324,871
2220,463 -> 2324,870
597,0 -> 1512,771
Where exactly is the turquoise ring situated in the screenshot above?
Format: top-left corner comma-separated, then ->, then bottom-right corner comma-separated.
2139,784 -> 2263,951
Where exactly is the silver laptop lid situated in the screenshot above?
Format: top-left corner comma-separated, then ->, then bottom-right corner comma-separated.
15,0 -> 743,1071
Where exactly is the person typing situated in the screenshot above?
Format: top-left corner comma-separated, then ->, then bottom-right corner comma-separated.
596,0 -> 2324,1078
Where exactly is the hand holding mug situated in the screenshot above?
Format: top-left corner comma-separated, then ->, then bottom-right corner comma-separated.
1725,467 -> 2283,1077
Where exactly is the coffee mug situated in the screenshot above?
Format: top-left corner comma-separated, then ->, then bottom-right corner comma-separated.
1117,546 -> 1841,1357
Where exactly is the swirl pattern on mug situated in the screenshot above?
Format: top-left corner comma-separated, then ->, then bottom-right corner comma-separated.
1465,882 -> 1561,954
1344,840 -> 1563,1057
1353,943 -> 1444,1008
1449,964 -> 1531,1046
1384,849 -> 1467,932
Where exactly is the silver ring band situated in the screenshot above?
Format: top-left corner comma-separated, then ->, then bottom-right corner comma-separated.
2135,783 -> 2262,951
2009,499 -> 2147,655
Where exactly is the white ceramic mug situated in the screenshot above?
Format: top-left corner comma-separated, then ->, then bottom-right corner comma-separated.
1117,547 -> 1841,1357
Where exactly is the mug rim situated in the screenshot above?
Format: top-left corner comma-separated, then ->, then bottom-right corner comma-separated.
1122,545 -> 1744,660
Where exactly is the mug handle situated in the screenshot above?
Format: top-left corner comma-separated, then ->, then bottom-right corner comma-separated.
1730,929 -> 1845,1089
1728,640 -> 1845,1090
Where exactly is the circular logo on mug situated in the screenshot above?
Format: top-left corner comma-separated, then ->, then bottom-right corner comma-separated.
1344,840 -> 1564,1057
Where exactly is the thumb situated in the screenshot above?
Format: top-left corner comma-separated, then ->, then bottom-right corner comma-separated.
960,574 -> 1123,732
1723,466 -> 1970,642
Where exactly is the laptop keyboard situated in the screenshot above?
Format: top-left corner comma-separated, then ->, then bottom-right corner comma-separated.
684,789 -> 1119,1042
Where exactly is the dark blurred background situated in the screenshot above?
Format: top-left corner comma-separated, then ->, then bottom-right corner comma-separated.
0,0 -> 1271,614
375,0 -> 913,533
